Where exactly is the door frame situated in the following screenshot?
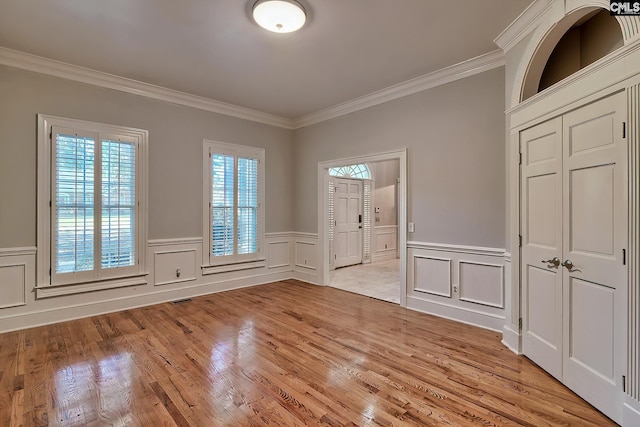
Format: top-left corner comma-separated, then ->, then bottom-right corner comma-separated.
507,43 -> 640,425
317,149 -> 408,307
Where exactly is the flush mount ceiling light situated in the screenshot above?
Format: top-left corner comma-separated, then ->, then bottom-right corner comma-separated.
252,0 -> 306,33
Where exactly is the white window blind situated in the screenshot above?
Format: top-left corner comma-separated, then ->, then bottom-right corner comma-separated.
237,157 -> 258,255
54,132 -> 96,274
50,126 -> 141,285
211,154 -> 235,257
101,139 -> 136,269
205,141 -> 264,266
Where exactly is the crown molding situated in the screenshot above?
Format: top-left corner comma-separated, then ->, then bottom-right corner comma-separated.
0,47 -> 295,129
494,0 -> 554,53
292,49 -> 506,129
1,46 -> 506,131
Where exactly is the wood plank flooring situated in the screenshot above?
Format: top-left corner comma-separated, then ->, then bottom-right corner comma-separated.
0,280 -> 616,426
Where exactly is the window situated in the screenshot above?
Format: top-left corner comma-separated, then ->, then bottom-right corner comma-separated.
329,164 -> 371,179
37,115 -> 148,297
202,141 -> 264,271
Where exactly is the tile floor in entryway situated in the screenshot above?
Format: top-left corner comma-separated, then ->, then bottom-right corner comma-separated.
329,258 -> 400,304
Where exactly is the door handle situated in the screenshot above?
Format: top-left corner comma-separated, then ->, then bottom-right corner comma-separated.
541,257 -> 560,267
561,259 -> 582,273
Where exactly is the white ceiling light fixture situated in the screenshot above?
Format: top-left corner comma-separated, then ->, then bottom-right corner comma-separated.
252,0 -> 306,33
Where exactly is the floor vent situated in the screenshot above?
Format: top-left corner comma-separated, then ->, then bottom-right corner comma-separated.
171,298 -> 192,305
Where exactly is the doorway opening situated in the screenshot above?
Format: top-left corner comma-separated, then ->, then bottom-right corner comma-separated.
317,150 -> 407,306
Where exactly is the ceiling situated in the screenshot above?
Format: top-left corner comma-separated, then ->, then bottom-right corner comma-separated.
0,0 -> 531,120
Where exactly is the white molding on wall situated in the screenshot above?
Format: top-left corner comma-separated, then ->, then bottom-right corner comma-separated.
35,275 -> 147,299
0,270 -> 291,333
154,248 -> 198,286
458,260 -> 505,309
294,50 -> 506,128
0,47 -> 295,129
372,252 -> 399,263
494,0 -> 555,52
0,247 -> 37,256
624,400 -> 640,426
0,263 -> 27,309
292,232 -> 319,239
411,255 -> 452,298
407,242 -> 506,331
265,231 -> 296,239
148,237 -> 203,247
0,250 -> 35,311
509,41 -> 640,122
0,46 -> 506,130
294,241 -> 317,270
202,259 -> 267,275
406,296 -> 505,332
407,241 -> 506,258
502,325 -> 522,354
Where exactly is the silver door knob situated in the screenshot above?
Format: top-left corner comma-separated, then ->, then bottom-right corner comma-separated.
541,257 -> 560,267
561,259 -> 581,272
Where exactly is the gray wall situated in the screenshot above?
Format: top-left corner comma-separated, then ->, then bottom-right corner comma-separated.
0,65 -> 294,247
371,160 -> 398,226
293,68 -> 506,248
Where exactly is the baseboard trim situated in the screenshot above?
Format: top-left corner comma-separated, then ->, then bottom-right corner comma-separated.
624,400 -> 640,427
292,269 -> 320,285
372,252 -> 398,263
0,271 -> 291,333
406,296 -> 504,332
501,324 -> 521,354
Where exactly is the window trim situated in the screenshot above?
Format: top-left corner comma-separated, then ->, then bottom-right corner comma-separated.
37,114 -> 148,297
201,140 -> 265,271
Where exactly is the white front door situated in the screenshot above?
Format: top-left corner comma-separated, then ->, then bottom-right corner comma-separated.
520,92 -> 628,424
561,92 -> 627,422
334,178 -> 362,268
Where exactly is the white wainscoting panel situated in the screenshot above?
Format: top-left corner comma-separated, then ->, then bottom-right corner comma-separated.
373,225 -> 398,262
410,255 -> 452,298
292,233 -> 319,285
0,263 -> 26,308
0,248 -> 35,310
266,238 -> 291,269
407,242 -> 506,331
458,261 -> 504,308
154,249 -> 197,286
501,252 -> 521,354
0,233 -> 299,333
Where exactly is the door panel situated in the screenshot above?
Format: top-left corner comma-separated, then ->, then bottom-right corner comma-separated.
570,165 -> 615,257
562,92 -> 627,423
569,277 -> 615,381
527,174 -> 557,248
526,265 -> 560,348
334,178 -> 363,268
520,117 -> 563,380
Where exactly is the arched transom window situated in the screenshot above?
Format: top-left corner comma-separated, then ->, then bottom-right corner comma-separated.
328,163 -> 371,179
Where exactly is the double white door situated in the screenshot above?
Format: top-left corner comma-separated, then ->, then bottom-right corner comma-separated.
520,92 -> 628,423
334,178 -> 363,268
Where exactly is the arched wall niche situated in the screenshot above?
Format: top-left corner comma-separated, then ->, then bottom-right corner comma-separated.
510,0 -> 640,108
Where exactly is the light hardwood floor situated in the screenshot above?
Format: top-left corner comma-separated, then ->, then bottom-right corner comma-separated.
0,280 -> 615,426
